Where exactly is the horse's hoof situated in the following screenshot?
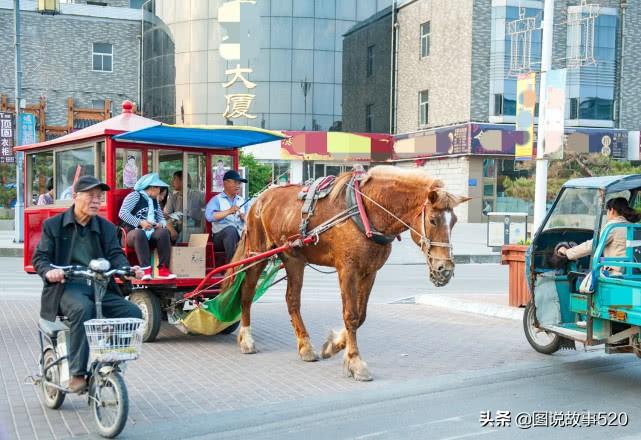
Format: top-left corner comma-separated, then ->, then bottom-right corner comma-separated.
240,343 -> 257,354
344,357 -> 373,382
237,326 -> 256,354
300,348 -> 319,362
320,329 -> 342,359
353,369 -> 373,382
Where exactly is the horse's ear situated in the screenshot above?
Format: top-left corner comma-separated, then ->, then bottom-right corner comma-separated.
452,195 -> 472,206
427,190 -> 440,206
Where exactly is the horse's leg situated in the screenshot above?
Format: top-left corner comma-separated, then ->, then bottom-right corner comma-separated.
333,267 -> 373,381
237,261 -> 268,354
321,272 -> 376,360
282,256 -> 318,362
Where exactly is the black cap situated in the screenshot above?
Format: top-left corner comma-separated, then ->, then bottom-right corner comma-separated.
223,170 -> 247,183
73,176 -> 110,193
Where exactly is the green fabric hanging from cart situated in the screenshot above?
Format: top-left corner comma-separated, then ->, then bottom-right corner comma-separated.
180,259 -> 282,335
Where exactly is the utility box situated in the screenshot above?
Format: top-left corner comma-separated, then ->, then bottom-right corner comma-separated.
487,212 -> 529,247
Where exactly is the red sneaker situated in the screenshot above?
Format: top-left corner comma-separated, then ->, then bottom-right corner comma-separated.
141,267 -> 152,281
156,266 -> 176,279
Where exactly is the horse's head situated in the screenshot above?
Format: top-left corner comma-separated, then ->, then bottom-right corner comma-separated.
410,187 -> 471,287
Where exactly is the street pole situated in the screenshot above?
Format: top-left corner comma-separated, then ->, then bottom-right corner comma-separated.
13,0 -> 23,243
533,0 -> 555,231
140,0 -> 154,116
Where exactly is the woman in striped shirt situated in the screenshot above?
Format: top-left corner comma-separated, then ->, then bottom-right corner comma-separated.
119,173 -> 176,280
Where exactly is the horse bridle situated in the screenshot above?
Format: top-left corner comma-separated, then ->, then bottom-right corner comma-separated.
415,199 -> 454,263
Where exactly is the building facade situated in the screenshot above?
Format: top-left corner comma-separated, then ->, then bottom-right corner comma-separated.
342,6 -> 393,133
143,0 -> 394,131
0,0 -> 143,129
344,0 -> 641,222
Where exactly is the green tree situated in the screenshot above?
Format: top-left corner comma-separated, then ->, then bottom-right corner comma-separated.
239,152 -> 272,197
0,164 -> 16,208
503,153 -> 641,202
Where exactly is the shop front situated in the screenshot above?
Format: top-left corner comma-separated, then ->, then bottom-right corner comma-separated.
394,122 -> 630,223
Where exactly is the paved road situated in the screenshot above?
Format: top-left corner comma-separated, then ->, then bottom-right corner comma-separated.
108,356 -> 641,440
0,257 -> 508,304
5,285 -> 641,440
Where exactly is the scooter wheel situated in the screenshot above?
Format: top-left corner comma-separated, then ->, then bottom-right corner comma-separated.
91,372 -> 129,438
523,300 -> 561,354
42,349 -> 66,409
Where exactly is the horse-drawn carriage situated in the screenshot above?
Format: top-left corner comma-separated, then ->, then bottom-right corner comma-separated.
19,101 -> 286,342
21,101 -> 469,381
524,175 -> 641,358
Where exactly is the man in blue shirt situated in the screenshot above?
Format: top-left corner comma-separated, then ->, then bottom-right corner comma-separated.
205,170 -> 248,262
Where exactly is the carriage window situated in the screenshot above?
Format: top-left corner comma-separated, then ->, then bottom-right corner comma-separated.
543,188 -> 600,231
158,150 -> 182,187
97,141 -> 105,182
55,147 -> 95,201
212,155 -> 233,193
115,148 -> 142,189
28,151 -> 54,206
182,153 -> 206,242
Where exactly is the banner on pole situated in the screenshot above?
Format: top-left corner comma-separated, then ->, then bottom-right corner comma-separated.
19,113 -> 36,146
542,68 -> 567,160
515,72 -> 536,160
0,112 -> 15,164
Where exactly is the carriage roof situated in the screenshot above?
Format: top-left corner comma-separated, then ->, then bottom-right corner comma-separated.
562,175 -> 641,193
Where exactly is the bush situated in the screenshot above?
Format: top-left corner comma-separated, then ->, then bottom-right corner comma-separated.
239,152 -> 273,197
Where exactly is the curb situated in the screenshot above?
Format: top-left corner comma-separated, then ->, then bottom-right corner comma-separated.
415,294 -> 523,321
454,254 -> 500,264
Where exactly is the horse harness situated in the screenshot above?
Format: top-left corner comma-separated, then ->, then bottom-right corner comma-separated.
297,168 -> 453,260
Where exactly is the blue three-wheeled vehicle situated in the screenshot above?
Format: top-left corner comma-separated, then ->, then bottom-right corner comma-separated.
525,175 -> 641,357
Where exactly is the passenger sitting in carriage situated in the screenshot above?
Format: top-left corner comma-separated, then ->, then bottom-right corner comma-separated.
205,170 -> 248,262
119,173 -> 176,280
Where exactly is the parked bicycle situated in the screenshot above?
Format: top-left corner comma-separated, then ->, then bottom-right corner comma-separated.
29,259 -> 144,438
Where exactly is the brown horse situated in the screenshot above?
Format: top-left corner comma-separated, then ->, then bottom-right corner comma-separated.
227,165 -> 470,381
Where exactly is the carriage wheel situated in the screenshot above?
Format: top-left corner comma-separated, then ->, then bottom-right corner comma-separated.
129,291 -> 161,343
42,349 -> 66,409
523,300 -> 561,354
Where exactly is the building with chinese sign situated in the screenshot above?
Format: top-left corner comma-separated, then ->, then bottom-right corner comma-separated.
141,0 -> 399,182
343,0 -> 641,222
143,0 -> 395,131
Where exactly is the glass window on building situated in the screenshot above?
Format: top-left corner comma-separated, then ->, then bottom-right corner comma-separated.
365,103 -> 373,132
494,94 -> 503,116
367,45 -> 374,76
420,21 -> 430,58
419,90 -> 429,126
566,11 -> 618,121
92,43 -> 113,72
489,5 -> 542,117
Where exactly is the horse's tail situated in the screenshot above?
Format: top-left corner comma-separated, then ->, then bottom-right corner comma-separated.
221,231 -> 248,289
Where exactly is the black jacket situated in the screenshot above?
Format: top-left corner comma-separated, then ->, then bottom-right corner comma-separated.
33,206 -> 129,321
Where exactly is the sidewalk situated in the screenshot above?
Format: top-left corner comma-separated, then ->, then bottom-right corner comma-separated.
0,222 -> 500,262
0,230 -> 22,257
414,292 -> 524,321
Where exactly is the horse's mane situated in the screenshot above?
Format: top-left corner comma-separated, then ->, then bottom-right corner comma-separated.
329,165 -> 445,205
